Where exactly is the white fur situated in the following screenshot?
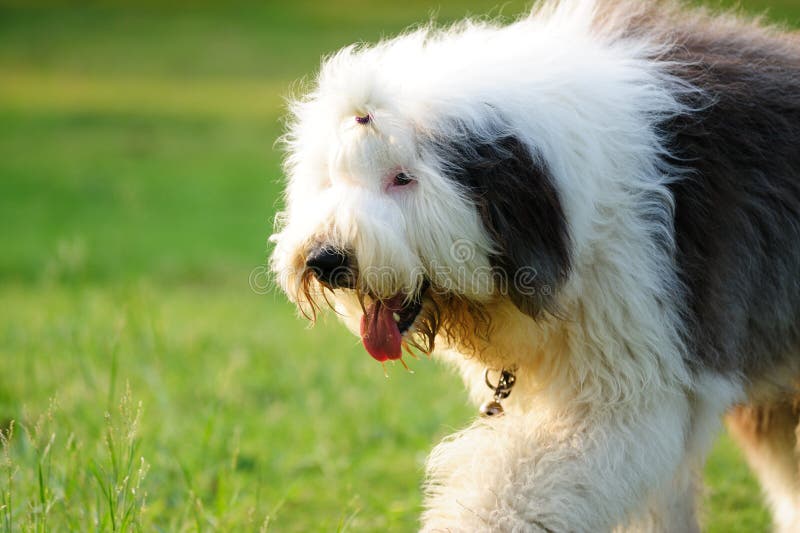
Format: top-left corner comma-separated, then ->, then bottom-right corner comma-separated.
270,1 -> 751,530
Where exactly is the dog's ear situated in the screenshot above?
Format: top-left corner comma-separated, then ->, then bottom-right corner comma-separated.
433,127 -> 571,318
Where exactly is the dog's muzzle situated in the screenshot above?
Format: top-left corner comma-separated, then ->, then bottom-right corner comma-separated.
304,244 -> 429,364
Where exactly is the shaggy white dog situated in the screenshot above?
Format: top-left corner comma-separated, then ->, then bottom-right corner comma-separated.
270,1 -> 800,530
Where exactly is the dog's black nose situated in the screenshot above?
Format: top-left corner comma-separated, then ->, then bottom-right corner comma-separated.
305,246 -> 354,288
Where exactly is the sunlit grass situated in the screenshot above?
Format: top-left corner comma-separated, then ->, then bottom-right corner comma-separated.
0,284 -> 471,530
0,69 -> 286,120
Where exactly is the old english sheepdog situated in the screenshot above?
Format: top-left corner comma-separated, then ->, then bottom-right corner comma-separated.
270,0 -> 800,530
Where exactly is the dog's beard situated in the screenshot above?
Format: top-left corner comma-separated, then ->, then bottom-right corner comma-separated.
424,291 -> 492,355
296,269 -> 492,362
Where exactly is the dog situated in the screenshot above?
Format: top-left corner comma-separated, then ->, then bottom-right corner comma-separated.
270,0 -> 800,530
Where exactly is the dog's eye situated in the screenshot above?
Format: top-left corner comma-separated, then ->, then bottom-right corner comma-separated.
393,172 -> 414,186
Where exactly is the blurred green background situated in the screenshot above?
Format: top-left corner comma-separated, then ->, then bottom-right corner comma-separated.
1,1 -> 796,531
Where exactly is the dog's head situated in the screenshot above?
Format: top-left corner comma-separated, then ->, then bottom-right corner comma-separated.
270,28 -> 573,363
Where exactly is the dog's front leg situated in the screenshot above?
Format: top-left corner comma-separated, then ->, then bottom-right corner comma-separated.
420,391 -> 691,533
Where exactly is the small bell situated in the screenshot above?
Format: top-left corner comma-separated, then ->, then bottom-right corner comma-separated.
480,399 -> 505,417
480,368 -> 516,418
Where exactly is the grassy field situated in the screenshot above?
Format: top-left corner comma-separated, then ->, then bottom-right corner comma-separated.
0,1 -> 795,531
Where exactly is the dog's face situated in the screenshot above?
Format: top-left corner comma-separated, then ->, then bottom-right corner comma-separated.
270,38 -> 571,363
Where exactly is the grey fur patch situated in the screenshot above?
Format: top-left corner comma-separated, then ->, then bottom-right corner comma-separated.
645,6 -> 800,376
427,121 -> 571,319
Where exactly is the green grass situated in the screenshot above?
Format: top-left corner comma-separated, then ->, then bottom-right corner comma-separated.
1,284 -> 472,531
0,0 -> 793,530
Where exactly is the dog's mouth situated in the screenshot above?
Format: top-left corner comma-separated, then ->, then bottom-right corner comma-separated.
359,282 -> 428,362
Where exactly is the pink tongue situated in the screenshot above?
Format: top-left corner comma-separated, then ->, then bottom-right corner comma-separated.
360,298 -> 403,362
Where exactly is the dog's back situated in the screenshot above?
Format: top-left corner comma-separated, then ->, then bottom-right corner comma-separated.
629,6 -> 800,528
648,7 -> 800,380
